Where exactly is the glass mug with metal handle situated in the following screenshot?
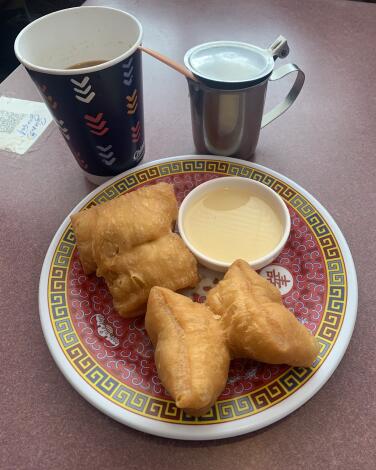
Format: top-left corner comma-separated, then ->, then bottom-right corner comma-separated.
184,36 -> 305,158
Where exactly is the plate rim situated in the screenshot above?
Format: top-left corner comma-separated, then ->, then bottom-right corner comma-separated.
39,154 -> 358,440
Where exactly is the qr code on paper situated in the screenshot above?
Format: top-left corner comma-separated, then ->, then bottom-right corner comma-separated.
0,97 -> 52,154
0,110 -> 26,134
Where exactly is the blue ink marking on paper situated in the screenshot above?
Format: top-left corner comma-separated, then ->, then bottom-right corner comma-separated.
16,113 -> 48,139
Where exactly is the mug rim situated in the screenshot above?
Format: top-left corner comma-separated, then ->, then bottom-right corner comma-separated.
184,40 -> 274,87
186,74 -> 271,91
14,6 -> 143,76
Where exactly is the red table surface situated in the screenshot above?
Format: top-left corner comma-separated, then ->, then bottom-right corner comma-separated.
1,0 -> 375,469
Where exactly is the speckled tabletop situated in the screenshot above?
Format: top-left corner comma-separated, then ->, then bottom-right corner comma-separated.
1,0 -> 375,469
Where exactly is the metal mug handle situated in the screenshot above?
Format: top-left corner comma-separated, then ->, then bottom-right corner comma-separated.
261,63 -> 305,128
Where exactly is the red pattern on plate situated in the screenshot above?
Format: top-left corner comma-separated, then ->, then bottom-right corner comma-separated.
67,172 -> 327,400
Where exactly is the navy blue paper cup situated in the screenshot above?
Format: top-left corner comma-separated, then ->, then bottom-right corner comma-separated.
15,6 -> 144,184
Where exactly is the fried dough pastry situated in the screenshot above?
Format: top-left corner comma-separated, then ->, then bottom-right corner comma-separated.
71,183 -> 199,317
70,205 -> 98,274
101,233 -> 199,316
145,287 -> 230,416
71,182 -> 178,275
92,183 -> 178,269
206,259 -> 319,367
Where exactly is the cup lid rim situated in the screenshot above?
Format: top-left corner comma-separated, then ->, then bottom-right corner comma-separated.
184,40 -> 275,85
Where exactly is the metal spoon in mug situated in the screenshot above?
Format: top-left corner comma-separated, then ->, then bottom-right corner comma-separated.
139,46 -> 198,81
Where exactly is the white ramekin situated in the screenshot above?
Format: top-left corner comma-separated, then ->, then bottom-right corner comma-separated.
178,176 -> 291,272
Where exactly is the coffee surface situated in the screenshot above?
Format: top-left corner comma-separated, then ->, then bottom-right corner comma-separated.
67,60 -> 107,69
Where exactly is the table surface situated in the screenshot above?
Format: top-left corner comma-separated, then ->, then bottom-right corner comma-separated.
1,0 -> 375,468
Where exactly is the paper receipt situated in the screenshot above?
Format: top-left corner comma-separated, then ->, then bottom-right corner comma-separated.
0,96 -> 52,155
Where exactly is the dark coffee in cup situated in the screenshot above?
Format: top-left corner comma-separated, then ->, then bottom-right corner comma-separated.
67,60 -> 108,69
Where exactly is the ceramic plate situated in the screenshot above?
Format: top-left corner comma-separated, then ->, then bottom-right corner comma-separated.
39,155 -> 357,440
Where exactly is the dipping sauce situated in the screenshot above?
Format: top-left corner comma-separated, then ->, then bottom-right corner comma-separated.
183,186 -> 283,263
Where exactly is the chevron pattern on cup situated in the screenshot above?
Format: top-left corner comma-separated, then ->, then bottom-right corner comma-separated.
126,89 -> 138,115
75,151 -> 88,170
96,144 -> 116,166
131,120 -> 141,143
71,76 -> 96,103
122,57 -> 134,86
41,84 -> 58,109
133,141 -> 145,162
84,112 -> 109,136
57,119 -> 70,140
